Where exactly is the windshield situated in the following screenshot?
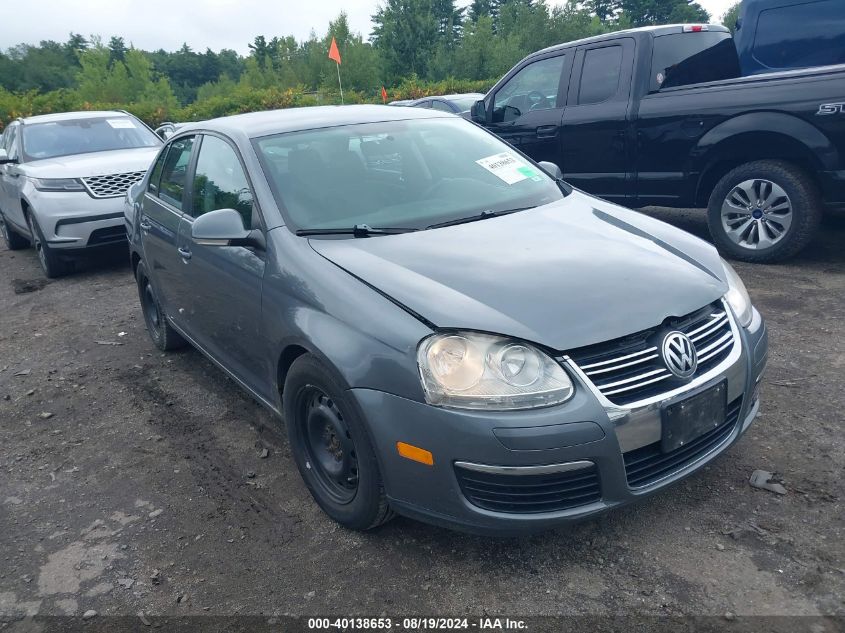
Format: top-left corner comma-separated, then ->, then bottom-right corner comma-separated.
253,118 -> 565,234
22,116 -> 160,161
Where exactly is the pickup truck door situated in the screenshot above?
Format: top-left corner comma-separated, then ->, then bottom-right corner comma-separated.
485,53 -> 572,164
559,38 -> 636,204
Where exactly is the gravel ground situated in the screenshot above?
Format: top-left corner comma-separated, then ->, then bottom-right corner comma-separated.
0,207 -> 843,622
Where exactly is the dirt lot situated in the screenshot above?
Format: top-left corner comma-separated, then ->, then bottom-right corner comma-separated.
1,208 -> 843,624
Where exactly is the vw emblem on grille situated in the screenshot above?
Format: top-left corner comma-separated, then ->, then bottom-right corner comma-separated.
662,331 -> 697,379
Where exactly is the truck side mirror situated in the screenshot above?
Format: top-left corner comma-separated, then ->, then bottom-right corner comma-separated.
470,100 -> 487,123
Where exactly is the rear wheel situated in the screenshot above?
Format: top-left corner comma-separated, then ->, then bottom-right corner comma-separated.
27,213 -> 69,278
135,260 -> 186,351
707,160 -> 822,263
284,354 -> 393,531
0,212 -> 30,250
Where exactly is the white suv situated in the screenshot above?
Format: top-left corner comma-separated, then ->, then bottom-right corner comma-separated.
0,111 -> 161,277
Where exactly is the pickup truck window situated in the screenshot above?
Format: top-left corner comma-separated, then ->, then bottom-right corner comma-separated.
651,32 -> 740,91
579,45 -> 623,105
753,0 -> 845,70
493,55 -> 566,123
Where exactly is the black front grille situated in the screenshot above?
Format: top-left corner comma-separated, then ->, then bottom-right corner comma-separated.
567,302 -> 735,406
87,226 -> 127,246
455,464 -> 601,514
623,396 -> 743,488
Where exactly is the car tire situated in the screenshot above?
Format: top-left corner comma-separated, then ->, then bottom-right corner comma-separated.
283,353 -> 394,531
707,160 -> 822,263
27,213 -> 70,278
0,212 -> 30,250
135,260 -> 186,351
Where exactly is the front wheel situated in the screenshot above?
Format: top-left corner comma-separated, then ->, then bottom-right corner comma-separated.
27,213 -> 69,278
284,354 -> 393,531
707,160 -> 822,263
0,212 -> 30,250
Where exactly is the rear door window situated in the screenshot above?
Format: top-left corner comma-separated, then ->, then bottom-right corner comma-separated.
753,0 -> 845,70
578,45 -> 623,104
157,136 -> 195,211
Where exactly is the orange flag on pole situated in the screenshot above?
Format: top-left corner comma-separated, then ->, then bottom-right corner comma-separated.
381,86 -> 388,104
328,37 -> 342,65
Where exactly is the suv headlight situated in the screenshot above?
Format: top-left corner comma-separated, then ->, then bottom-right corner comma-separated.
721,259 -> 753,327
417,332 -> 574,410
32,178 -> 85,192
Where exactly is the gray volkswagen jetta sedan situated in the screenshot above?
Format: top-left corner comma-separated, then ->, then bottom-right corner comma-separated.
127,105 -> 768,535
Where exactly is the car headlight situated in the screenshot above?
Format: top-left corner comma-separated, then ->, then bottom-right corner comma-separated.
32,178 -> 85,192
417,332 -> 574,410
721,259 -> 753,327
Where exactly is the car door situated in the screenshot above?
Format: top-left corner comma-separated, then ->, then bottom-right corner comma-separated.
0,123 -> 26,233
560,38 -> 635,203
174,133 -> 268,395
139,135 -> 196,322
486,53 -> 572,164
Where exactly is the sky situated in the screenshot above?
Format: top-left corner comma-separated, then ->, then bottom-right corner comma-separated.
0,0 -> 736,55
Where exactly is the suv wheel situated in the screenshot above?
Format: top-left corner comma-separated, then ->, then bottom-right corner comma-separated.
135,260 -> 186,351
0,212 -> 30,250
27,213 -> 69,278
284,354 -> 393,531
707,160 -> 822,263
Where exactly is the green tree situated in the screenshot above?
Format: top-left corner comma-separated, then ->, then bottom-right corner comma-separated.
619,0 -> 709,26
722,1 -> 741,32
372,0 -> 440,81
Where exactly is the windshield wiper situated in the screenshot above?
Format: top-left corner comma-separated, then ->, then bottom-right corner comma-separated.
295,224 -> 417,237
426,206 -> 535,230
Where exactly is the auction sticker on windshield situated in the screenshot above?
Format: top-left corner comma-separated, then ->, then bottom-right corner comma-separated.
107,118 -> 136,129
476,152 -> 538,184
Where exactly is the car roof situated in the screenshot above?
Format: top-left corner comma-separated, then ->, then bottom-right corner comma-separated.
20,110 -> 132,125
529,23 -> 730,59
179,104 -> 451,138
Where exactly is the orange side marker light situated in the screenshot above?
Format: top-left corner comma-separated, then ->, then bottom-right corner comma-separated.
396,442 -> 434,466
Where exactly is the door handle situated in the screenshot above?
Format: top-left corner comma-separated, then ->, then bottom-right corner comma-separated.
139,219 -> 152,231
536,125 -> 558,138
177,246 -> 192,260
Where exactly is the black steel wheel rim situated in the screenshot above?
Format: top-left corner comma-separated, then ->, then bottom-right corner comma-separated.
142,281 -> 162,335
297,386 -> 359,504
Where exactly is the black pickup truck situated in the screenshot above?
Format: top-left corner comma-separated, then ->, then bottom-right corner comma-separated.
470,24 -> 845,262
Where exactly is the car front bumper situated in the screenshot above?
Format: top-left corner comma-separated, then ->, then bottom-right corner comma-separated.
28,190 -> 127,251
351,307 -> 768,536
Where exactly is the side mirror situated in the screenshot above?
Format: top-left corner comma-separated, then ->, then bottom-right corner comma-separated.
538,160 -> 563,181
191,208 -> 262,249
0,148 -> 14,164
470,99 -> 487,123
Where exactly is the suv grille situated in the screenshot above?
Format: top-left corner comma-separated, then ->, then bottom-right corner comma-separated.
82,171 -> 146,199
455,464 -> 601,514
567,302 -> 735,407
623,395 -> 743,488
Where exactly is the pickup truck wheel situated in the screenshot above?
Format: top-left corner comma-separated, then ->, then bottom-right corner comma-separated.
27,213 -> 70,278
135,260 -> 186,351
284,354 -> 393,531
707,160 -> 821,263
0,212 -> 30,250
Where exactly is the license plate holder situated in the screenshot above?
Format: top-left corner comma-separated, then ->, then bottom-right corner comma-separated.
661,381 -> 727,453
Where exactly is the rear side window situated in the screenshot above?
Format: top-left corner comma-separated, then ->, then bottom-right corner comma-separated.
753,0 -> 845,70
157,136 -> 195,210
579,46 -> 623,104
651,32 -> 740,91
431,100 -> 454,112
191,135 -> 255,228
